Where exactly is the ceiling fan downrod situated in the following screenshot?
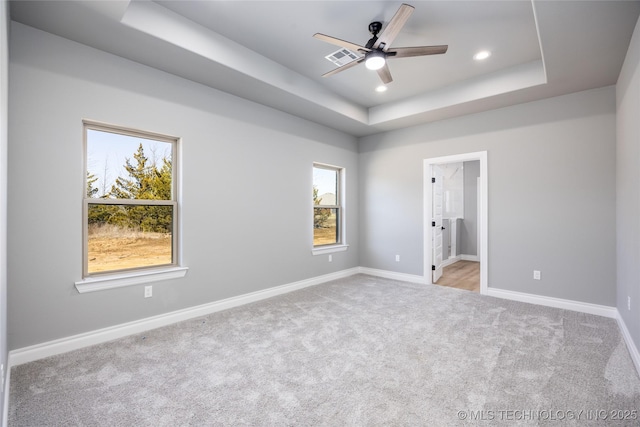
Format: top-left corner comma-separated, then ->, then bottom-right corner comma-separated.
365,21 -> 383,49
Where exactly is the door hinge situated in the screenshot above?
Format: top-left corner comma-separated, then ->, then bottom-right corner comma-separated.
431,177 -> 436,183
432,221 -> 436,227
432,265 -> 436,271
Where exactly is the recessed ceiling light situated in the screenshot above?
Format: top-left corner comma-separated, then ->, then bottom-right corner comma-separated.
473,50 -> 491,61
375,85 -> 388,93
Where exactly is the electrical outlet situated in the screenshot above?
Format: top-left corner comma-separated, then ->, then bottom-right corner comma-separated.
144,285 -> 152,298
628,296 -> 631,311
533,270 -> 541,280
328,254 -> 332,262
395,255 -> 400,262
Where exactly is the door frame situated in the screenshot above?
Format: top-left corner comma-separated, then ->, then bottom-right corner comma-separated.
423,151 -> 488,294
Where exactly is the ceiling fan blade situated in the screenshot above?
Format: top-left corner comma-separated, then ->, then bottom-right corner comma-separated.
376,63 -> 393,84
388,45 -> 448,58
373,3 -> 415,51
313,33 -> 369,53
322,58 -> 365,78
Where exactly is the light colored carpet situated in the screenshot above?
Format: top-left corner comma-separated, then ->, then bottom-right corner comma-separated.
9,274 -> 640,426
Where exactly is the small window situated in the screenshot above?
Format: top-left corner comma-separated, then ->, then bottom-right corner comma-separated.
313,164 -> 343,247
84,121 -> 178,277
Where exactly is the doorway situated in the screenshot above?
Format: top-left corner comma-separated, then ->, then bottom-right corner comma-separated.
437,261 -> 481,292
424,152 -> 488,294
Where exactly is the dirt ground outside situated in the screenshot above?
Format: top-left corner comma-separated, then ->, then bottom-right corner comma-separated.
313,214 -> 338,246
88,230 -> 172,273
89,214 -> 337,273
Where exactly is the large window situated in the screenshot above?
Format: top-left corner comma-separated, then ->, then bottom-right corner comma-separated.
83,121 -> 178,277
313,163 -> 343,247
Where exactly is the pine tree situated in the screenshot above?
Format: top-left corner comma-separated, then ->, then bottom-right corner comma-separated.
86,172 -> 99,198
107,144 -> 172,233
110,143 -> 152,200
87,171 -> 116,227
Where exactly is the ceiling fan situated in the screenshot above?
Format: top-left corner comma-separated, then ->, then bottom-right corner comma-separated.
313,3 -> 448,84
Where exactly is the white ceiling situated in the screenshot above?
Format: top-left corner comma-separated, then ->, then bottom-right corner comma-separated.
9,0 -> 640,137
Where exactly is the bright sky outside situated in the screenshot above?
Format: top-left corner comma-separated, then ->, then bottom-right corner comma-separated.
313,166 -> 337,197
86,129 -> 172,198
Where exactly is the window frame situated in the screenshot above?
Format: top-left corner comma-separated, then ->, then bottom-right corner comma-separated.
78,120 -> 186,291
312,162 -> 348,255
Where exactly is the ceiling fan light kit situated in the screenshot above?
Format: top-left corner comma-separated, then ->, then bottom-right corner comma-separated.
365,51 -> 386,70
313,3 -> 448,84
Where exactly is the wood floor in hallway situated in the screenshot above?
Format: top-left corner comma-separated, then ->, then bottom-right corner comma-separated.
435,260 -> 480,293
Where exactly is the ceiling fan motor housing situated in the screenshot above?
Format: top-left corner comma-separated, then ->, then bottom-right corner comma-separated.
368,21 -> 383,35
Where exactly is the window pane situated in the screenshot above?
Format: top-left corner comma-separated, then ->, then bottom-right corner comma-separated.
313,167 -> 337,206
88,204 -> 173,273
313,207 -> 339,246
86,129 -> 173,200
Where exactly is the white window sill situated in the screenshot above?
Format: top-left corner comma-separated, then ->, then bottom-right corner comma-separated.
312,244 -> 349,256
75,266 -> 188,294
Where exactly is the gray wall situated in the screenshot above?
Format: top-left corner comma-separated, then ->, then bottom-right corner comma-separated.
461,161 -> 479,256
7,23 -> 359,350
358,86 -> 616,306
616,16 -> 640,352
0,0 -> 8,415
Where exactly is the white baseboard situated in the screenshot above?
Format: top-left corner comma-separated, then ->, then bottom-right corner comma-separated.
460,254 -> 479,262
486,287 -> 617,318
8,268 -> 360,367
357,267 -> 426,285
441,256 -> 461,268
616,312 -> 640,376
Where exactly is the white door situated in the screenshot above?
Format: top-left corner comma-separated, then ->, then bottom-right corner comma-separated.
432,165 -> 444,283
477,176 -> 481,261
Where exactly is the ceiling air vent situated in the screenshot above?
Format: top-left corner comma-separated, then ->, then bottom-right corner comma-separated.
325,48 -> 360,67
